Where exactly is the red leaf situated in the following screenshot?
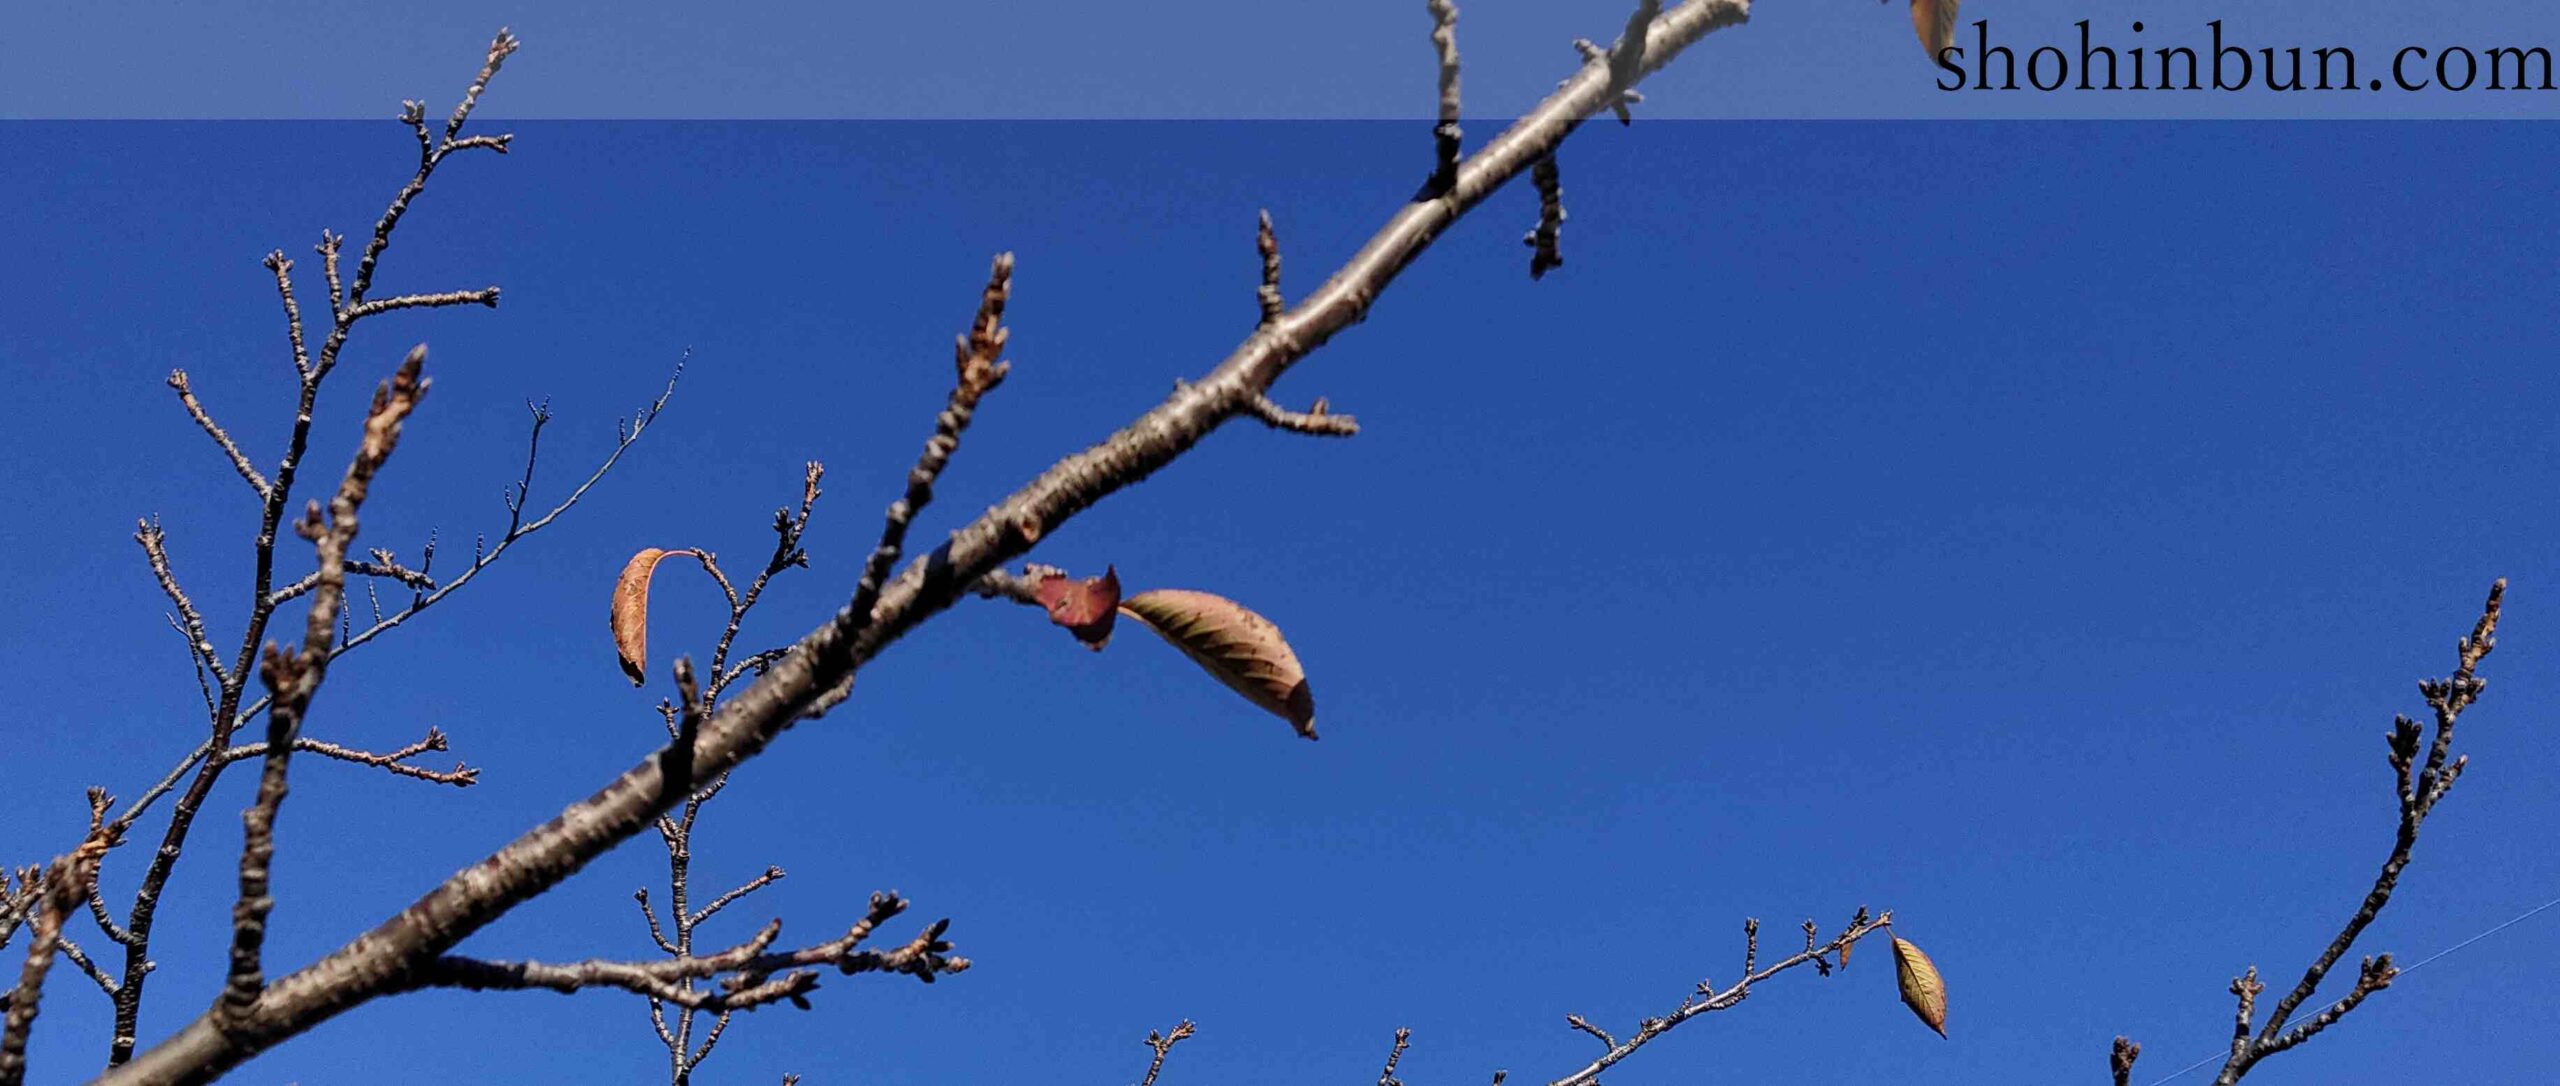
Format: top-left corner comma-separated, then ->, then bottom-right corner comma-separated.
1035,566 -> 1121,650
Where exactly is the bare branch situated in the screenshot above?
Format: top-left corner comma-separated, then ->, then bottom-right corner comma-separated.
692,867 -> 786,929
413,893 -> 966,1010
1427,0 -> 1463,196
1539,907 -> 1887,1086
1256,211 -> 1285,327
343,286 -> 500,321
1137,1021 -> 1197,1086
100,35 -> 540,1062
261,252 -> 311,378
2121,581 -> 2504,1086
634,890 -> 678,956
55,938 -> 116,999
1524,155 -> 1564,279
1245,394 -> 1360,437
101,8 -> 1754,1078
2,832 -> 113,1086
162,371 -> 269,497
352,31 -> 518,313
2111,1035 -> 2142,1086
133,520 -> 226,691
220,346 -> 430,1022
268,557 -> 438,607
215,728 -> 477,788
1,864 -> 75,1086
322,360 -> 681,665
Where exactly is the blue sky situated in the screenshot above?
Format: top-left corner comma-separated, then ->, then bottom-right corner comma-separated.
5,45 -> 2560,1086
5,1 -> 2560,118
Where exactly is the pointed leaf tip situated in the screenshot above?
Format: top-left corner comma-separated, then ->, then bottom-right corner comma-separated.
1891,936 -> 1948,1038
1910,0 -> 1959,60
1119,589 -> 1317,739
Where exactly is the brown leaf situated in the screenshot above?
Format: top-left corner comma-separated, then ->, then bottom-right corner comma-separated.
1910,0 -> 1959,61
1035,566 -> 1121,650
1891,935 -> 1948,1038
611,547 -> 692,687
1119,589 -> 1317,739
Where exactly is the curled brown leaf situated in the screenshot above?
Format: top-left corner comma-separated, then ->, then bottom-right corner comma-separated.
610,547 -> 694,686
1119,589 -> 1316,740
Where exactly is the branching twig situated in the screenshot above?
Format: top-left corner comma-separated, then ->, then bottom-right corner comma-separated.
220,347 -> 431,1021
1137,1021 -> 1196,1086
419,892 -> 967,1008
1540,907 -> 1887,1086
1377,1028 -> 1412,1086
100,31 -> 530,1065
2112,1035 -> 2142,1086
100,7 -> 1756,1079
2119,581 -> 2503,1086
134,520 -> 226,691
214,728 -> 477,788
2,825 -> 115,1086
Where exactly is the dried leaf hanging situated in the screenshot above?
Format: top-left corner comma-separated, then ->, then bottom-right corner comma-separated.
1034,566 -> 1121,650
1909,0 -> 1959,61
1891,935 -> 1948,1038
611,547 -> 692,687
1119,589 -> 1317,740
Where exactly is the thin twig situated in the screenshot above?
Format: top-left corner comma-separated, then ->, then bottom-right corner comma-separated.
214,729 -> 477,788
163,371 -> 269,497
133,520 -> 226,690
1138,1021 -> 1197,1086
219,347 -> 431,1022
1541,907 -> 1886,1086
1256,212 -> 1285,327
1427,0 -> 1463,197
1524,155 -> 1564,279
2121,582 -> 2504,1086
1244,394 -> 1360,437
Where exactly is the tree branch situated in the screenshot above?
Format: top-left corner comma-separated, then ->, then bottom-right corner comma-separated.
99,7 -> 1754,1079
133,520 -> 226,691
1255,211 -> 1285,327
1137,1021 -> 1196,1086
411,891 -> 966,1010
220,347 -> 430,1021
102,32 -> 522,1063
1523,155 -> 1564,279
162,371 -> 269,498
1540,907 -> 1884,1086
2116,581 -> 2502,1086
214,728 -> 477,789
1244,394 -> 1360,437
1426,0 -> 1463,197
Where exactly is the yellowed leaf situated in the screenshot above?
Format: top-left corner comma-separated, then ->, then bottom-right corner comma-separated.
1892,935 -> 1948,1038
1118,589 -> 1317,740
611,547 -> 692,687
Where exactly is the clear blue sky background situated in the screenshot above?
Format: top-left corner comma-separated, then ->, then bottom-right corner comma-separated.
5,31 -> 2560,1086
4,1 -> 2559,118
